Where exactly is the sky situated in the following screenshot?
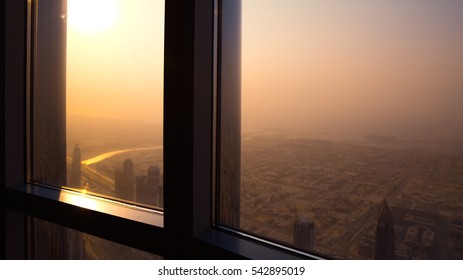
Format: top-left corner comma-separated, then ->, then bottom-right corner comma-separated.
242,0 -> 463,139
66,0 -> 463,140
66,0 -> 164,123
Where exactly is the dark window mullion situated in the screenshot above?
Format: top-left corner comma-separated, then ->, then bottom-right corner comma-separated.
163,0 -> 196,259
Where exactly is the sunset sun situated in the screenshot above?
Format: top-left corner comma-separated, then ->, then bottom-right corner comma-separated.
68,0 -> 119,33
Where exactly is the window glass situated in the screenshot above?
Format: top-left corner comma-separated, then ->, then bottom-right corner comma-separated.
229,0 -> 463,259
32,0 -> 165,209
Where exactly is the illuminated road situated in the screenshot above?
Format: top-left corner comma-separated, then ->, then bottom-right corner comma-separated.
81,146 -> 163,165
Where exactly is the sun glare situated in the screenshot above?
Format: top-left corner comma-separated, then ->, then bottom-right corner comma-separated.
68,0 -> 119,33
59,191 -> 98,211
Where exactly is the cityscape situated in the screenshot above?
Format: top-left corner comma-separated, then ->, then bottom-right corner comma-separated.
35,115 -> 165,259
66,114 -> 164,208
61,115 -> 463,259
240,132 -> 463,259
68,144 -> 164,209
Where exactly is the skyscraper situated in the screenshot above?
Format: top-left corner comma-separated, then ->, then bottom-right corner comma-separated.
115,159 -> 135,201
374,199 -> 395,259
293,216 -> 315,251
69,144 -> 81,187
147,165 -> 161,206
135,165 -> 161,207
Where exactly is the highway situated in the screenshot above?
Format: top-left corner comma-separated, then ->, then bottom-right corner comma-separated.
81,146 -> 163,165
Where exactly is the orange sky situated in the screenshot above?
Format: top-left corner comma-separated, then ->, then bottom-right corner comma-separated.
242,0 -> 463,139
66,0 -> 164,123
66,0 -> 463,140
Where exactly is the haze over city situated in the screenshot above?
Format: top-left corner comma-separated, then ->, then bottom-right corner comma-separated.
242,0 -> 463,141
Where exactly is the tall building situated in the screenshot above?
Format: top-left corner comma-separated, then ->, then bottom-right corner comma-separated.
374,199 -> 395,259
158,179 -> 164,208
69,144 -> 81,187
293,216 -> 315,251
115,159 -> 135,201
135,165 -> 162,207
147,165 -> 161,206
135,173 -> 148,205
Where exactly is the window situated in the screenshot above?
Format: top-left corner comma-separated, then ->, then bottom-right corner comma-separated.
10,0 -> 453,261
67,0 -> 164,208
22,0 -> 165,258
7,0 -> 293,260
217,0 -> 463,260
4,0 -> 189,259
30,0 -> 164,209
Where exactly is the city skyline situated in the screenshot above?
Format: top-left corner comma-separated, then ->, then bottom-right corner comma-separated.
67,141 -> 163,208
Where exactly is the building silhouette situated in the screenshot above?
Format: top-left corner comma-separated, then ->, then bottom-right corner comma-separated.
135,165 -> 162,207
69,144 -> 81,187
374,199 -> 395,259
147,165 -> 162,206
115,159 -> 135,201
158,174 -> 164,208
293,216 -> 315,251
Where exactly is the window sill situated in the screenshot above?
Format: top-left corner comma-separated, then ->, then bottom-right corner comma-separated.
194,227 -> 325,260
6,183 -> 165,256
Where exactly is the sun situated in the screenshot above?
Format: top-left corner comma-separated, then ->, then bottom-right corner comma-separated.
68,0 -> 119,34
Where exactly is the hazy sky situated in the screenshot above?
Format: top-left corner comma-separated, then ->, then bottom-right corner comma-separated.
242,0 -> 463,139
67,0 -> 164,123
67,1 -> 463,139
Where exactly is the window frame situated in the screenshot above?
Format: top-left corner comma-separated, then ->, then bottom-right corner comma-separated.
2,0 -> 319,260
